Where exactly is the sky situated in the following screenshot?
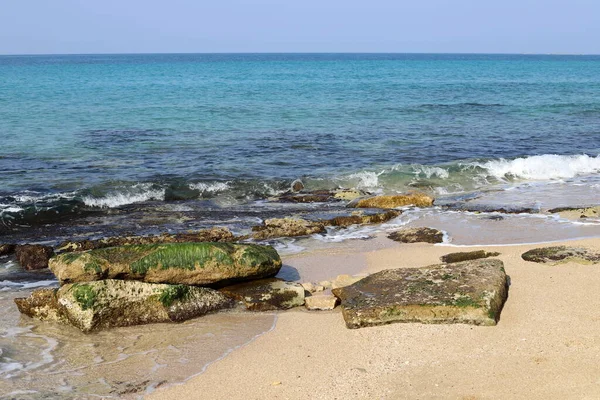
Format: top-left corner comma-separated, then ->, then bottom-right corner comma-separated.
0,0 -> 598,55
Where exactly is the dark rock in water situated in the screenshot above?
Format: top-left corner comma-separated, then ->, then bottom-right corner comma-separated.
251,218 -> 326,240
0,243 -> 16,256
220,278 -> 305,311
327,210 -> 401,228
440,203 -> 538,214
332,259 -> 508,329
15,245 -> 55,270
15,280 -> 233,332
483,215 -> 505,221
56,226 -> 235,253
49,242 -> 282,286
521,246 -> 600,264
164,185 -> 201,201
441,250 -> 500,264
291,179 -> 304,192
387,227 -> 444,244
349,192 -> 434,209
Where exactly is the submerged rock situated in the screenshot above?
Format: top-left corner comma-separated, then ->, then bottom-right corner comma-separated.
521,246 -> 600,264
15,245 -> 55,270
387,227 -> 444,244
0,243 -> 16,257
49,242 -> 282,286
441,250 -> 500,264
15,280 -> 232,332
220,278 -> 305,311
350,193 -> 434,209
56,227 -> 235,253
332,259 -> 508,329
549,206 -> 600,221
251,218 -> 326,240
305,294 -> 338,311
291,179 -> 305,192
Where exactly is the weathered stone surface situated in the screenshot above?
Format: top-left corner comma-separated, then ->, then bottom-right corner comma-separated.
387,227 -> 444,244
332,189 -> 369,201
291,179 -> 305,192
0,243 -> 16,257
441,250 -> 500,264
251,218 -> 326,240
301,282 -> 325,294
56,227 -> 235,253
274,190 -> 337,203
305,295 -> 337,310
332,259 -> 508,329
327,210 -> 401,228
549,206 -> 600,221
350,193 -> 434,209
521,246 -> 600,264
331,274 -> 363,290
15,280 -> 232,332
15,245 -> 55,270
220,279 -> 305,311
305,294 -> 338,310
49,242 -> 282,286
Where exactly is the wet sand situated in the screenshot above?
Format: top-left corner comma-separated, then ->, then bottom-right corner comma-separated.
150,237 -> 600,400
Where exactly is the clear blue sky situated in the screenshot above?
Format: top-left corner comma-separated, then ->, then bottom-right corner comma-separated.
0,0 -> 597,55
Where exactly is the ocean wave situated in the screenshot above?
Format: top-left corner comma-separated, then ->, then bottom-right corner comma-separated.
477,154 -> 600,180
189,181 -> 230,193
81,183 -> 165,208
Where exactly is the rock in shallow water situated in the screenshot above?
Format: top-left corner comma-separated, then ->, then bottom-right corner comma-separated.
14,280 -> 233,332
387,227 -> 444,244
332,259 -> 508,329
251,218 -> 326,240
521,246 -> 600,264
49,242 -> 282,286
0,243 -> 16,256
220,279 -> 305,311
15,244 -> 55,270
350,193 -> 434,209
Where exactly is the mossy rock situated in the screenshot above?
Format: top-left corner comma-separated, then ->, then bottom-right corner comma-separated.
441,250 -> 500,264
388,227 -> 444,244
332,259 -> 508,329
521,246 -> 600,264
49,242 -> 282,286
220,278 -> 305,311
14,280 -> 233,332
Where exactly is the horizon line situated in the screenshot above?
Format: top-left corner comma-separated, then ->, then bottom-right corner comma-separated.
1,51 -> 599,57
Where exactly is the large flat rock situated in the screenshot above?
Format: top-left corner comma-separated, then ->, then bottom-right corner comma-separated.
15,280 -> 233,332
49,242 -> 282,286
220,279 -> 305,311
332,259 -> 508,329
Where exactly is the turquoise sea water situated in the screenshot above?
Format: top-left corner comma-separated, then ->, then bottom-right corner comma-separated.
1,54 -> 600,229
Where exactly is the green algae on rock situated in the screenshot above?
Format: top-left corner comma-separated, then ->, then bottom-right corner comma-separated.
521,246 -> 600,264
220,278 -> 305,311
49,242 -> 282,286
441,250 -> 500,264
14,280 -> 233,332
387,227 -> 444,244
332,259 -> 508,329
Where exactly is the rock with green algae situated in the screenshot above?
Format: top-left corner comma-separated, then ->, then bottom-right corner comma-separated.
14,280 -> 233,332
219,278 -> 305,311
521,246 -> 600,264
251,218 -> 326,240
332,259 -> 508,329
49,242 -> 282,286
441,250 -> 500,264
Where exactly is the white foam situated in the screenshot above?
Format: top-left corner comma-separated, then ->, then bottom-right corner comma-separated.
413,165 -> 450,179
478,154 -> 600,181
82,184 -> 165,208
0,280 -> 58,289
189,182 -> 230,193
347,171 -> 383,188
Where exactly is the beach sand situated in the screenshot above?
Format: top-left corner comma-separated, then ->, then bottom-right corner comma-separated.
149,238 -> 600,400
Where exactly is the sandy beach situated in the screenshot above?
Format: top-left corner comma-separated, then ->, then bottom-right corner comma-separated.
149,237 -> 600,400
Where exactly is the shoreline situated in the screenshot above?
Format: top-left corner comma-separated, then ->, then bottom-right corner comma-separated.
149,236 -> 600,400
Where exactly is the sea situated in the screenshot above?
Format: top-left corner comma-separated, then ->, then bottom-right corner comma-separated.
1,53 -> 600,398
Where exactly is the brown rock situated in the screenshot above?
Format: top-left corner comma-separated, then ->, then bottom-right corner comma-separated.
350,193 -> 434,209
305,294 -> 338,310
15,245 -> 55,270
291,179 -> 305,192
0,243 -> 16,257
332,259 -> 508,329
220,279 -> 305,311
387,227 -> 444,244
251,218 -> 326,240
441,250 -> 500,264
327,210 -> 401,228
521,246 -> 600,264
